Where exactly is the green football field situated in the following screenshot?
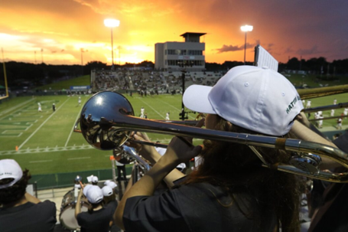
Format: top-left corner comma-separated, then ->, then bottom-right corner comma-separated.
0,91 -> 347,176
0,93 -> 196,175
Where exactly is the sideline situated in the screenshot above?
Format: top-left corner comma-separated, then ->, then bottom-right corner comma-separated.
18,98 -> 70,150
65,105 -> 84,147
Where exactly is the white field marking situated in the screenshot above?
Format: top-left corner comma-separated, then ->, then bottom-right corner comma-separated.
65,105 -> 83,147
0,98 -> 35,119
17,132 -> 23,137
29,160 -> 52,163
67,157 -> 91,160
2,130 -> 7,134
138,98 -> 164,118
156,99 -> 195,119
25,124 -> 33,131
18,98 -> 70,150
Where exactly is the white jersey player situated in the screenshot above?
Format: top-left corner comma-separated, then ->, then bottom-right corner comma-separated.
140,107 -> 145,118
317,111 -> 323,128
165,112 -> 170,121
38,102 -> 42,112
331,109 -> 335,117
306,100 -> 311,109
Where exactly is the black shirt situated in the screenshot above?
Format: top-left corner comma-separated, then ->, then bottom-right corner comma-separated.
77,201 -> 118,232
123,182 -> 276,232
0,200 -> 56,232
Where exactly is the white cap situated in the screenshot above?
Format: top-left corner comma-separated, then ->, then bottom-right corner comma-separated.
183,66 -> 303,136
83,184 -> 93,196
104,180 -> 117,189
0,159 -> 23,189
102,186 -> 113,197
87,175 -> 99,183
85,185 -> 103,204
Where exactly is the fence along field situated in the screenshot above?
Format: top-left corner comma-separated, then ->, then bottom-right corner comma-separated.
0,91 -> 347,177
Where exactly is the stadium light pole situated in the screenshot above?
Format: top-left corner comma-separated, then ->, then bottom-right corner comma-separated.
104,18 -> 120,69
240,25 -> 253,65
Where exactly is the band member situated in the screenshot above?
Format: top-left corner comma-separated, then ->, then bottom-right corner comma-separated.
114,66 -> 310,232
75,184 -> 117,232
0,159 -> 56,231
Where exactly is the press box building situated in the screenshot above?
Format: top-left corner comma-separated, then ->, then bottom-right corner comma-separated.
155,32 -> 206,71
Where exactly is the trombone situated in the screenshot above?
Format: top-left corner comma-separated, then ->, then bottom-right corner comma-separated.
75,91 -> 348,183
297,84 -> 348,100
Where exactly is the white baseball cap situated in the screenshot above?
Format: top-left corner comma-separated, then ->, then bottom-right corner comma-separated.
183,66 -> 303,136
87,175 -> 99,183
102,185 -> 113,197
0,159 -> 23,189
83,184 -> 93,196
85,185 -> 103,204
104,180 -> 117,189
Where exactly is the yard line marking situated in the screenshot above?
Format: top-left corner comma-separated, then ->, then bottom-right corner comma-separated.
29,160 -> 52,163
18,98 -> 70,150
67,157 -> 90,160
25,124 -> 33,131
0,98 -> 35,119
65,105 -> 83,147
138,98 -> 164,118
17,132 -> 23,137
2,130 -> 7,134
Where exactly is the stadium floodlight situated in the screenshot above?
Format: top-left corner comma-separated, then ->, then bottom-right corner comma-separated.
240,24 -> 253,64
104,18 -> 120,68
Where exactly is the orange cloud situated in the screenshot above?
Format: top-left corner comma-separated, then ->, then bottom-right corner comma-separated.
0,0 -> 347,65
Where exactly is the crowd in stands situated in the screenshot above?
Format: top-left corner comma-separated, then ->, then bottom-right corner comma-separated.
2,65 -> 348,232
91,69 -> 225,95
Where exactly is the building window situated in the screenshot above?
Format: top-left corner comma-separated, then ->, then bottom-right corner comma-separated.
166,60 -> 204,67
188,50 -> 203,55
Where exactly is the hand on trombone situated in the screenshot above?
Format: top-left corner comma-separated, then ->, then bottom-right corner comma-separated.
126,117 -> 205,166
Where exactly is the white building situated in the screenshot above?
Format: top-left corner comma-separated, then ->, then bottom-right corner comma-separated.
155,32 -> 206,71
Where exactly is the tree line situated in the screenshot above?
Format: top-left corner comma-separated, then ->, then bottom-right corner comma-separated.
1,57 -> 347,89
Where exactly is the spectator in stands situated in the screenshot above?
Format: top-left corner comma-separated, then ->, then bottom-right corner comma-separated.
114,66 -> 311,232
75,184 -> 117,232
0,159 -> 57,232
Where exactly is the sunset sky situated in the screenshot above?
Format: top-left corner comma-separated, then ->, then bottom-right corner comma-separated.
1,0 -> 347,65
